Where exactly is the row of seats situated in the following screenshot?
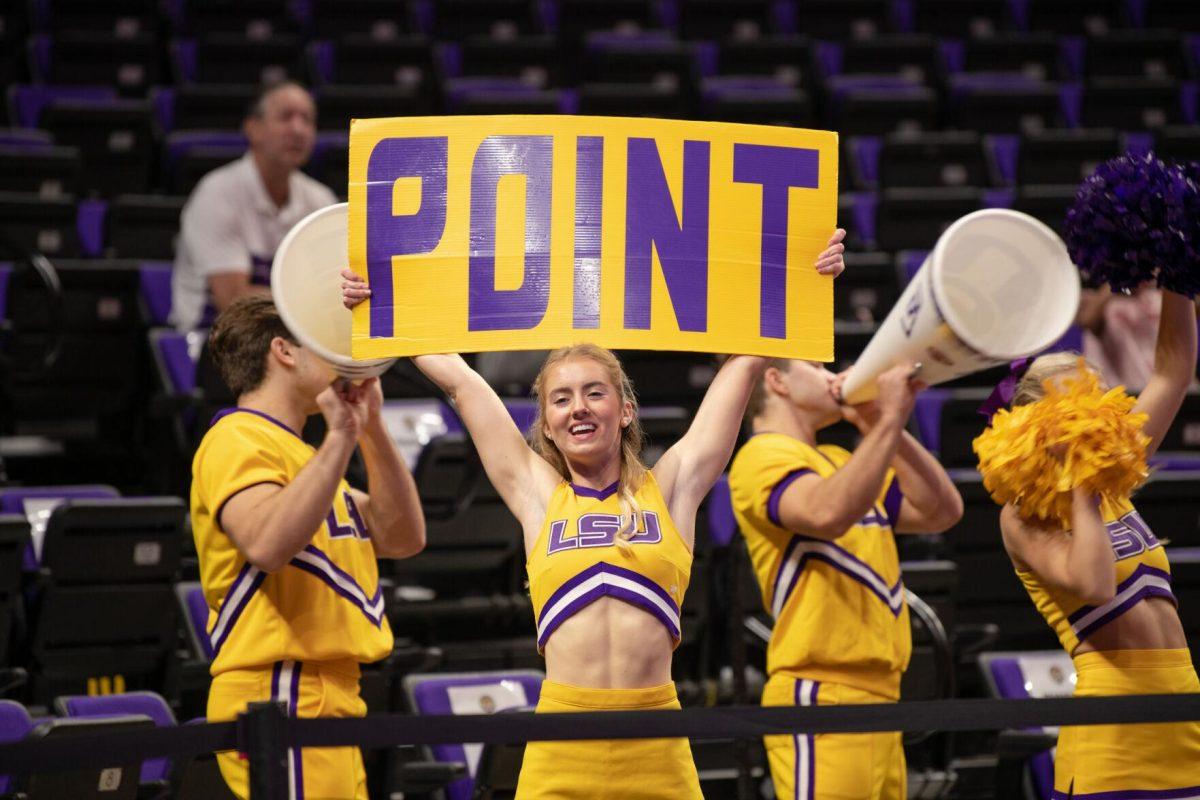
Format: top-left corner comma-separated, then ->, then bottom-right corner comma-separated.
11,28 -> 1200,98
4,0 -> 1197,41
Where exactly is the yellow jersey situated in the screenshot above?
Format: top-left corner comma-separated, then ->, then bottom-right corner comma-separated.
526,473 -> 692,653
1017,495 -> 1175,656
191,408 -> 394,675
729,434 -> 910,699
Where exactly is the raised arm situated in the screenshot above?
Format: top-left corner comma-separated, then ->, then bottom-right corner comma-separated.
413,354 -> 560,527
1132,290 -> 1196,457
341,269 -> 558,526
655,355 -> 769,515
1000,490 -> 1114,605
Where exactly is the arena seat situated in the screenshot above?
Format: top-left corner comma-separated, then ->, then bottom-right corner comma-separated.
577,81 -> 688,117
1157,125 -> 1200,164
159,83 -> 260,131
1017,128 -> 1120,186
701,79 -> 811,126
0,699 -> 35,794
0,143 -> 81,198
0,484 -> 120,571
827,77 -> 940,136
584,34 -> 700,106
308,0 -> 418,40
403,669 -> 543,800
959,33 -> 1065,81
55,690 -> 177,784
0,516 -> 30,668
677,0 -> 777,40
553,0 -> 659,48
911,0 -> 1012,37
161,129 -> 245,194
429,0 -> 544,40
1143,0 -> 1200,31
715,36 -> 810,89
1081,77 -> 1184,130
26,497 -> 185,703
0,192 -> 78,257
36,0 -> 158,35
1025,0 -> 1130,35
15,714 -> 156,799
877,131 -> 990,189
174,581 -> 212,663
314,35 -> 436,93
1154,392 -> 1200,454
178,33 -> 305,85
1085,30 -> 1189,80
874,186 -> 983,251
178,0 -> 299,38
104,195 -> 184,259
29,32 -> 162,96
1134,472 -> 1200,548
1011,183 -> 1077,236
39,99 -> 157,196
948,75 -> 1064,134
317,84 -> 432,131
793,0 -> 893,40
836,251 -> 902,324
453,36 -> 563,88
835,35 -> 942,84
981,651 -> 1076,800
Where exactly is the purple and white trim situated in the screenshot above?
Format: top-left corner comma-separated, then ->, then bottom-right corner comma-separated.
793,678 -> 819,800
1050,787 -> 1200,799
536,562 -> 680,650
271,660 -> 304,800
771,535 -> 904,619
210,562 -> 266,657
1068,563 -> 1177,643
289,545 -> 386,628
570,480 -> 619,500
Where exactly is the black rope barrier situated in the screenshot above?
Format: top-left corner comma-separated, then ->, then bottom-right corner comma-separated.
3,693 -> 1200,778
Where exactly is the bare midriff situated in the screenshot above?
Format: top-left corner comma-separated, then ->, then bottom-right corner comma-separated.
543,596 -> 675,688
1074,596 -> 1188,656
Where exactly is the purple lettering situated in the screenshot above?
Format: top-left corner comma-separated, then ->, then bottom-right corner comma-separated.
327,491 -> 369,540
573,136 -> 604,329
366,137 -> 449,339
732,144 -> 820,339
546,520 -> 573,554
628,511 -> 663,544
468,135 -> 554,331
578,513 -> 621,547
624,138 -> 710,332
344,491 -> 369,539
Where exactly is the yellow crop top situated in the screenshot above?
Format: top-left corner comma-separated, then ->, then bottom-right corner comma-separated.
526,472 -> 692,653
1017,495 -> 1175,655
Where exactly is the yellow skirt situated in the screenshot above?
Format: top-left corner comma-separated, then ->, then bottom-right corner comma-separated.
207,659 -> 368,800
514,680 -> 703,800
1054,648 -> 1200,798
762,673 -> 905,800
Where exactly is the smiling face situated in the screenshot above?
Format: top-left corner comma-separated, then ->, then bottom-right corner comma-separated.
540,356 -> 633,471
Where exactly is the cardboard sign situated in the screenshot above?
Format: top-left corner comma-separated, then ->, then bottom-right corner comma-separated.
349,115 -> 838,360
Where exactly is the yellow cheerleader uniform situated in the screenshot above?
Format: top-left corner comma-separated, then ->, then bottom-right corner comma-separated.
192,408 -> 393,800
1017,496 -> 1200,799
729,434 -> 909,800
516,474 -> 703,800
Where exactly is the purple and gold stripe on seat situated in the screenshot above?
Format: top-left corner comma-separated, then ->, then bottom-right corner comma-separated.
536,562 -> 681,650
771,535 -> 904,619
289,545 -> 386,628
209,562 -> 266,657
1050,787 -> 1200,799
1069,563 -> 1176,643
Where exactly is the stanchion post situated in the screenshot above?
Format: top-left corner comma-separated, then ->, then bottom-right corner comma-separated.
241,701 -> 290,800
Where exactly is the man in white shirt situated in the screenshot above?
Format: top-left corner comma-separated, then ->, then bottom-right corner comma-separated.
171,81 -> 337,332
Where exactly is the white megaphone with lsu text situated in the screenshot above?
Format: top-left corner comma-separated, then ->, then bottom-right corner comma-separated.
839,209 -> 1080,404
271,202 -> 396,381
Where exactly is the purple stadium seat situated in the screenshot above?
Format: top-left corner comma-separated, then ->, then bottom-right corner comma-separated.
910,0 -> 1012,37
404,670 -> 544,800
553,0 -> 660,45
913,389 -> 951,454
76,197 -> 107,257
677,0 -> 778,40
443,79 -> 565,114
0,484 -> 120,571
29,32 -> 162,95
309,0 -> 419,39
877,131 -> 990,189
700,77 -> 811,126
980,651 -> 1075,800
6,84 -> 117,128
1085,30 -> 1188,79
959,33 -> 1065,81
826,75 -> 939,136
316,84 -> 431,131
162,130 -> 246,194
451,36 -> 562,88
0,700 -> 35,794
706,474 -> 737,548
139,263 -> 172,327
716,36 -> 809,88
55,691 -> 177,783
1082,77 -> 1184,130
948,73 -> 1064,134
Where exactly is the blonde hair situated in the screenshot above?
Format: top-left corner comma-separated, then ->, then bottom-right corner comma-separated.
1012,352 -> 1103,406
531,344 -> 647,541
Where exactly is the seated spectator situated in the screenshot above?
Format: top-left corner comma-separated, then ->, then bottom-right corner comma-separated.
170,81 -> 336,333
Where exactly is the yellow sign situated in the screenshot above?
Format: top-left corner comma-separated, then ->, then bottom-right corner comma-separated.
349,115 -> 838,360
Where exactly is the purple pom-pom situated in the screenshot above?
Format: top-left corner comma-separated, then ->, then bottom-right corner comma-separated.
1064,152 -> 1200,297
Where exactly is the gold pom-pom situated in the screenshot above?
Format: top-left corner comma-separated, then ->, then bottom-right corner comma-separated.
972,361 -> 1150,526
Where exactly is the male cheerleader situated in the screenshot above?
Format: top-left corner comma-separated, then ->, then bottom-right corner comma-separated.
728,361 -> 962,799
191,296 -> 425,799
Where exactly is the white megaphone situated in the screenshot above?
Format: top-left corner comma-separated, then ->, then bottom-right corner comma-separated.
839,209 -> 1080,404
271,202 -> 396,381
